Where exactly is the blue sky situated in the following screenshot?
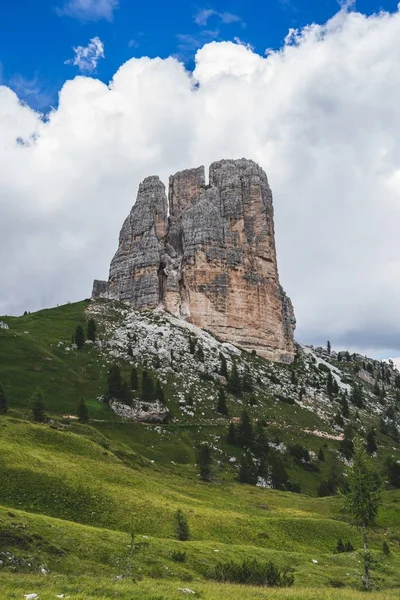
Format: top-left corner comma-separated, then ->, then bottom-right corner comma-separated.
0,0 -> 399,110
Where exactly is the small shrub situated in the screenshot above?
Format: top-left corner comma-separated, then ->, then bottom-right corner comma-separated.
383,541 -> 390,556
171,550 -> 187,562
329,580 -> 346,588
175,509 -> 190,541
213,558 -> 294,587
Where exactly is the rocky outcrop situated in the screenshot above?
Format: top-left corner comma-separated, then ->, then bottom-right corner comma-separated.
92,158 -> 296,363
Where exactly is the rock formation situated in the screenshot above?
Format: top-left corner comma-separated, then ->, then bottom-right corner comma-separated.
92,158 -> 296,362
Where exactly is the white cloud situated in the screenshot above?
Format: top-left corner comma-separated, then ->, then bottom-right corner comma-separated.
194,8 -> 216,26
66,37 -> 105,72
194,8 -> 243,27
57,0 -> 119,21
2,7 -> 400,357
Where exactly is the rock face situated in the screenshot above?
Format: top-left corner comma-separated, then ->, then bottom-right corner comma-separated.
92,158 -> 296,362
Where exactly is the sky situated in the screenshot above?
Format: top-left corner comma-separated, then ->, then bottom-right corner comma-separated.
1,0 -> 400,358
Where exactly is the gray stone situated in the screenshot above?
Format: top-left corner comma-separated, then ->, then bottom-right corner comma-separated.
92,159 -> 296,362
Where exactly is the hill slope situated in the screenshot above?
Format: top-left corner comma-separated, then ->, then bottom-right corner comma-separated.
1,299 -> 400,597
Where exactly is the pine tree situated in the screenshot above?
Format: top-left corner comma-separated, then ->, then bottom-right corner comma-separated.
269,453 -> 289,490
77,399 -> 89,424
327,340 -> 331,354
74,325 -> 85,349
122,381 -> 131,405
318,448 -> 325,462
216,388 -> 228,415
141,370 -> 154,402
32,388 -> 46,422
219,353 -> 228,378
130,366 -> 139,391
156,379 -> 165,404
227,422 -> 236,445
350,383 -> 364,408
236,410 -> 253,447
197,444 -> 212,481
195,345 -> 205,363
340,395 -> 350,418
87,318 -> 96,342
252,422 -> 269,457
175,509 -> 190,541
0,382 -> 8,415
366,429 -> 377,454
343,439 -> 382,590
327,371 -> 335,397
107,364 -> 123,399
228,362 -> 242,397
242,369 -> 253,393
189,336 -> 196,354
238,451 -> 258,484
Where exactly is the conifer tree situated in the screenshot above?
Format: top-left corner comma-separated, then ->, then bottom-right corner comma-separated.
107,365 -> 123,399
197,444 -> 212,481
366,429 -> 377,454
141,370 -> 154,402
87,318 -> 96,342
327,371 -> 335,397
238,451 -> 258,484
318,448 -> 325,462
32,388 -> 46,422
0,382 -> 8,415
77,399 -> 89,424
74,325 -> 85,349
340,395 -> 350,418
228,362 -> 242,397
219,353 -> 228,378
242,369 -> 253,393
156,379 -> 165,404
122,381 -> 131,405
350,383 -> 364,408
343,439 -> 382,590
227,422 -> 236,445
327,340 -> 331,354
175,509 -> 190,541
130,366 -> 139,391
252,422 -> 269,457
237,409 -> 253,448
216,388 -> 228,415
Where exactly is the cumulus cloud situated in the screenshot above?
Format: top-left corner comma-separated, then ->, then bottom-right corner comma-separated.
57,0 -> 119,21
2,6 -> 400,357
66,37 -> 105,72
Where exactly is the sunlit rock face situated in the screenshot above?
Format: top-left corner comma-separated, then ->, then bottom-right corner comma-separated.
92,159 -> 296,363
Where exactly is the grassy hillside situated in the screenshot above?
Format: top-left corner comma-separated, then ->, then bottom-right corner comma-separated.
1,300 -> 400,597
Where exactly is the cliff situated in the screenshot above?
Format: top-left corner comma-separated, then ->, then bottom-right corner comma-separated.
92,158 -> 296,362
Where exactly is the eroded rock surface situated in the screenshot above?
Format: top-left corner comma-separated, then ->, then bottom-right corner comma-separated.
92,159 -> 295,362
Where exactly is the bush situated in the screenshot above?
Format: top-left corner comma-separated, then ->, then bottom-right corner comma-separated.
329,580 -> 346,588
288,443 -> 310,462
171,550 -> 187,562
383,541 -> 390,556
213,558 -> 294,587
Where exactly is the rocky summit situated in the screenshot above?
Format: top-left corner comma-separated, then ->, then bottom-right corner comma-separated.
92,158 -> 296,363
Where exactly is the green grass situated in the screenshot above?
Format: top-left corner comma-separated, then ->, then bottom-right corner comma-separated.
1,300 -> 400,597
